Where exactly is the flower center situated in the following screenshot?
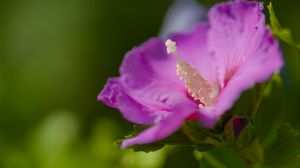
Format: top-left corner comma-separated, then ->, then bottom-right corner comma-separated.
165,39 -> 219,107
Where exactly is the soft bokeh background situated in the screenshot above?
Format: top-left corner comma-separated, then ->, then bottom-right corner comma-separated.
0,0 -> 299,167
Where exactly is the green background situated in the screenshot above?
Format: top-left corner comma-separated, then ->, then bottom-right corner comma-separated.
0,0 -> 299,167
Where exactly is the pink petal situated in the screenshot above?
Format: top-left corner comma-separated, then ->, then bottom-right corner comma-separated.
98,78 -> 159,124
200,0 -> 284,127
121,101 -> 197,148
208,1 -> 265,87
120,38 -> 182,90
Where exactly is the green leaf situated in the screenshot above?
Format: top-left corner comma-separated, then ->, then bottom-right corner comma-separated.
130,143 -> 165,153
263,124 -> 300,168
268,2 -> 300,51
238,139 -> 265,166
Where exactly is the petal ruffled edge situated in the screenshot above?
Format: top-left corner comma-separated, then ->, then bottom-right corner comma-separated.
98,78 -> 158,125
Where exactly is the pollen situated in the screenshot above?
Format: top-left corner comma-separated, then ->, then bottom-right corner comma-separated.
165,39 -> 218,107
165,39 -> 177,54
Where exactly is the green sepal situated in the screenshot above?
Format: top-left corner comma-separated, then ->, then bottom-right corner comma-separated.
129,143 -> 165,153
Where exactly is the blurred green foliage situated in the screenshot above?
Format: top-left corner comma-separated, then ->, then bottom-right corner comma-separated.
0,0 -> 299,168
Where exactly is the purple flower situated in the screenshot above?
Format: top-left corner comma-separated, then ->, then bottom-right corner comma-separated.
98,0 -> 283,148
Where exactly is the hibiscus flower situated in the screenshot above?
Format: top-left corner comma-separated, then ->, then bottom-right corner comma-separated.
98,0 -> 283,148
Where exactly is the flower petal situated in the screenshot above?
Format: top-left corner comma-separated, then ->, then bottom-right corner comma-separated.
200,1 -> 284,127
98,78 -> 158,124
120,38 -> 181,90
121,101 -> 197,148
215,37 -> 283,118
208,1 -> 266,86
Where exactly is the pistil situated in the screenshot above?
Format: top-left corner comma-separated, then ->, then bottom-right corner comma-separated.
165,39 -> 218,107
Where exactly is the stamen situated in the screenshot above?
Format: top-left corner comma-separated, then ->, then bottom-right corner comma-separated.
165,39 -> 182,62
165,39 -> 218,107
